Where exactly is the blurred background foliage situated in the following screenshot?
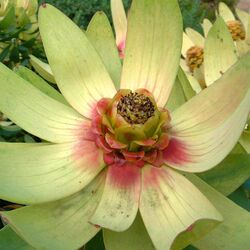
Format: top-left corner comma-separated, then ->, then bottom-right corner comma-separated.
38,0 -> 240,33
200,0 -> 239,21
38,0 -> 132,29
0,0 -> 45,69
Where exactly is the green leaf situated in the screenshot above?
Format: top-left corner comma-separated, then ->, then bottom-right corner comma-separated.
0,6 -> 15,30
228,187 -> 250,211
0,46 -> 10,62
0,225 -> 33,249
0,135 -> 6,141
103,214 -> 155,250
9,46 -> 19,63
239,130 -> 250,153
186,174 -> 250,250
198,154 -> 250,196
23,134 -> 36,143
172,219 -> 219,250
15,66 -> 68,105
85,231 -> 105,250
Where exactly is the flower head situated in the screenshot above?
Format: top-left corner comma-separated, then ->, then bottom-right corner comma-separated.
181,14 -> 242,92
181,29 -> 206,90
185,45 -> 204,72
226,20 -> 246,41
218,2 -> 250,56
92,88 -> 171,169
0,1 -> 249,250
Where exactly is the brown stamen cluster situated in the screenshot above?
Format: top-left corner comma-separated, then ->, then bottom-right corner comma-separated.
185,46 -> 204,72
117,91 -> 155,125
226,20 -> 246,41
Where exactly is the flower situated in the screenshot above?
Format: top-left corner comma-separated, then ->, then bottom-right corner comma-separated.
181,14 -> 241,93
181,29 -> 205,74
218,2 -> 250,56
180,28 -> 207,92
0,1 -> 250,250
179,18 -> 212,79
14,0 -> 38,16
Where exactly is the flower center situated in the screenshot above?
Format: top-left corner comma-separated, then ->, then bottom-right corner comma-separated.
91,89 -> 171,168
226,20 -> 246,41
185,46 -> 204,72
117,91 -> 155,125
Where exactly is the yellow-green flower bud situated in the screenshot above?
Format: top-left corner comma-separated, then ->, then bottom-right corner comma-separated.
15,0 -> 38,16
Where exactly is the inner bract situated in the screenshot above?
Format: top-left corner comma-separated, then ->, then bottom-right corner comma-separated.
91,89 -> 171,168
